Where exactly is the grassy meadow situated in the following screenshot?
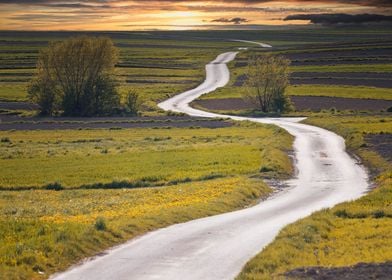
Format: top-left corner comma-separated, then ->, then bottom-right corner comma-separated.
0,122 -> 293,278
237,114 -> 392,279
1,176 -> 270,279
0,123 -> 293,189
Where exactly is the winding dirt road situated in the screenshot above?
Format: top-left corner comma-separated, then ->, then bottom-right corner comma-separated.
52,45 -> 369,280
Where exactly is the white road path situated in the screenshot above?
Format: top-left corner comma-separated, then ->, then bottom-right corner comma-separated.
52,44 -> 369,280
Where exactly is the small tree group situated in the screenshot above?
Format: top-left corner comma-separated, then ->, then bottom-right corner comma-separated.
29,36 -> 120,116
243,54 -> 292,113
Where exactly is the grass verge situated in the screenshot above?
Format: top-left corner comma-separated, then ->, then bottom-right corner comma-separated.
237,114 -> 392,280
0,176 -> 271,279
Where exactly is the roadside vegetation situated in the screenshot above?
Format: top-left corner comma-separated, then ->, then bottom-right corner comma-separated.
237,114 -> 392,279
1,176 -> 275,279
0,123 -> 293,278
0,176 -> 270,279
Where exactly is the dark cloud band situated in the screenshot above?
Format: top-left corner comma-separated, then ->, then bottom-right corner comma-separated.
285,13 -> 392,24
211,17 -> 249,24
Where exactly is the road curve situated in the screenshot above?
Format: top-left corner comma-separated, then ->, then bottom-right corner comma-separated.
52,47 -> 369,280
230,39 -> 272,48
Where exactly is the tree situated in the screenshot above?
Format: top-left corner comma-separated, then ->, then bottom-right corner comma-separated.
28,76 -> 59,116
28,36 -> 120,116
125,90 -> 141,116
243,54 -> 292,113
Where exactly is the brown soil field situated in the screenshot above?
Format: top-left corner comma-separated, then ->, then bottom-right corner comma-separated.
290,79 -> 392,88
193,97 -> 392,112
0,101 -> 39,110
284,262 -> 392,280
366,133 -> 392,163
288,59 -> 391,66
284,48 -> 392,61
234,73 -> 392,88
292,72 -> 392,79
125,79 -> 194,85
234,47 -> 392,67
235,59 -> 392,67
0,116 -> 232,131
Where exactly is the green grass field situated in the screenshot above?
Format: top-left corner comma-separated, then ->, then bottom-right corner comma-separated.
237,115 -> 392,279
0,84 -> 27,102
0,123 -> 293,189
0,122 -> 293,279
0,176 -> 270,279
199,85 -> 392,101
291,64 -> 392,73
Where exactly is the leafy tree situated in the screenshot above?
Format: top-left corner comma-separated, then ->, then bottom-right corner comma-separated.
243,54 -> 292,113
28,76 -> 59,116
28,36 -> 120,116
80,75 -> 120,116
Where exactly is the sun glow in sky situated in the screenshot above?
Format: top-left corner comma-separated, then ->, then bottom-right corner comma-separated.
0,0 -> 390,30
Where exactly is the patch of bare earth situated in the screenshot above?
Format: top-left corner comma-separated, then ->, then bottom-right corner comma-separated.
0,101 -> 39,110
235,45 -> 392,67
366,133 -> 392,163
284,262 -> 392,280
234,73 -> 392,88
0,115 -> 232,131
193,97 -> 392,112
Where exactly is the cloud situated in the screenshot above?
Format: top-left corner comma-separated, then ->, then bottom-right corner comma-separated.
284,13 -> 392,25
1,0 -> 391,31
211,17 -> 249,24
0,0 -> 392,7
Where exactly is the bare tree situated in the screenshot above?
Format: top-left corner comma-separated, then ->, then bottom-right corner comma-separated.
243,54 -> 291,113
28,36 -> 120,116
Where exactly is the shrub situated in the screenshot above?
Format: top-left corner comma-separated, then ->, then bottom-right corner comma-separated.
373,210 -> 385,219
94,217 -> 107,231
260,166 -> 274,172
1,137 -> 11,143
125,90 -> 141,116
167,111 -> 186,116
334,209 -> 349,218
44,182 -> 64,191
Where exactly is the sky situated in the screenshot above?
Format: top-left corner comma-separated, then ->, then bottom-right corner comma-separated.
0,0 -> 391,31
